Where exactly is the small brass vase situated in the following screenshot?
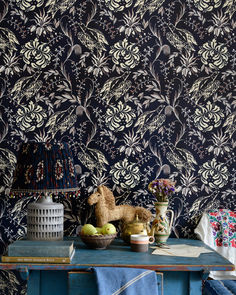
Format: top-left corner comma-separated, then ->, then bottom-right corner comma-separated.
121,215 -> 148,244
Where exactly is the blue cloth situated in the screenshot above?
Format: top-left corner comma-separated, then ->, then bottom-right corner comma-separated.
93,267 -> 158,295
203,280 -> 236,295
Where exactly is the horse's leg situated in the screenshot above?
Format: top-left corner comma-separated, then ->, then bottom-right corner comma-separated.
95,205 -> 109,227
95,207 -> 103,227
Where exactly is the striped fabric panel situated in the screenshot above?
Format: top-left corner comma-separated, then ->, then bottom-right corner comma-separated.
112,270 -> 153,295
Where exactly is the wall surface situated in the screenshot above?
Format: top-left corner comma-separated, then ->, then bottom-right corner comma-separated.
0,0 -> 235,293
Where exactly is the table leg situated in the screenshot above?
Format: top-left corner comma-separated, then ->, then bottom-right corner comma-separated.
27,270 -> 40,295
189,272 -> 202,295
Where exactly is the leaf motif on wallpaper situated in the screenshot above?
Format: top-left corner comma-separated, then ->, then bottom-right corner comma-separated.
0,270 -> 23,295
188,196 -> 209,215
45,105 -> 77,138
0,114 -> 8,143
189,73 -> 220,103
0,148 -> 16,192
221,189 -> 236,200
77,147 -> 108,173
63,198 -> 84,235
166,145 -> 197,172
166,24 -> 197,52
170,197 -> 184,239
10,74 -> 42,104
78,24 -> 108,54
0,27 -> 19,54
10,197 -> 30,221
0,1 -> 8,23
223,111 -> 236,138
59,22 -> 82,60
0,148 -> 16,172
223,0 -> 236,19
100,74 -> 132,103
134,0 -> 166,18
134,105 -> 165,136
189,194 -> 220,217
45,0 -> 77,16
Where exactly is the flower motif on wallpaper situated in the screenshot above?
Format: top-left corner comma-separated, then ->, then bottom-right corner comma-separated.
16,0 -> 44,11
29,11 -> 53,36
87,53 -> 110,77
110,39 -> 140,69
110,158 -> 140,189
16,101 -> 47,132
194,0 -> 222,12
176,52 -> 198,77
179,173 -> 199,196
21,38 -> 51,69
207,11 -> 231,37
119,11 -> 142,36
119,131 -> 142,156
207,131 -> 231,156
199,39 -> 228,69
193,101 -> 224,132
105,101 -> 136,132
199,158 -> 229,189
0,53 -> 21,76
105,0 -> 133,12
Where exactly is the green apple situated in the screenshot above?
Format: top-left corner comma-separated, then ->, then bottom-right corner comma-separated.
101,223 -> 116,235
95,227 -> 103,234
81,224 -> 97,235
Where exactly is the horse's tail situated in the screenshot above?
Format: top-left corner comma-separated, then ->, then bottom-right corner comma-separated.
135,207 -> 152,222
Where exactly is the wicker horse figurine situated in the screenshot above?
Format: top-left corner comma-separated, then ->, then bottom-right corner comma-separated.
87,185 -> 152,227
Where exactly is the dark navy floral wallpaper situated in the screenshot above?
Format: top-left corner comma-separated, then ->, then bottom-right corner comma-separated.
0,0 -> 235,293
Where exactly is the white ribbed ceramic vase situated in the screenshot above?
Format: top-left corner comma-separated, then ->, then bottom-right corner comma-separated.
27,196 -> 64,241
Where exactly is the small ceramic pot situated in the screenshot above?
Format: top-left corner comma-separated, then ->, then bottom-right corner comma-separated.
130,234 -> 155,252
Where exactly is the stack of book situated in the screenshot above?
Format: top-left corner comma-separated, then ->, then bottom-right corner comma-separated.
2,240 -> 75,263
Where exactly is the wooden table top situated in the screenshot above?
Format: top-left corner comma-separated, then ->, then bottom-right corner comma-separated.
0,238 -> 234,272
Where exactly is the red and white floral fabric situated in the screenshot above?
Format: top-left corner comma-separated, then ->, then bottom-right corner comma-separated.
195,209 -> 236,280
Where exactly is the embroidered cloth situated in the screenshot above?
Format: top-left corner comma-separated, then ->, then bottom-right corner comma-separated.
195,209 -> 236,280
208,209 -> 236,248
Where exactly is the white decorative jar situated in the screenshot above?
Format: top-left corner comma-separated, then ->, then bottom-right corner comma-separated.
27,196 -> 64,241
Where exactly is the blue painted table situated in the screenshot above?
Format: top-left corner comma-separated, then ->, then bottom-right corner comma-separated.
0,238 -> 234,295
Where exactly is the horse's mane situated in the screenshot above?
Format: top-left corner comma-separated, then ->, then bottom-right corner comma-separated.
98,185 -> 116,210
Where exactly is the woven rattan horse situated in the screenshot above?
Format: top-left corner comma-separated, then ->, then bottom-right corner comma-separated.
87,185 -> 152,227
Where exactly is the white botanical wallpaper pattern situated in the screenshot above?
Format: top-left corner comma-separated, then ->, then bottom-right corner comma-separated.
0,0 -> 235,293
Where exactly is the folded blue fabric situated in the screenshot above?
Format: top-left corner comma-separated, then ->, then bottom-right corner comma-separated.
222,280 -> 236,294
203,280 -> 236,295
93,267 -> 158,295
